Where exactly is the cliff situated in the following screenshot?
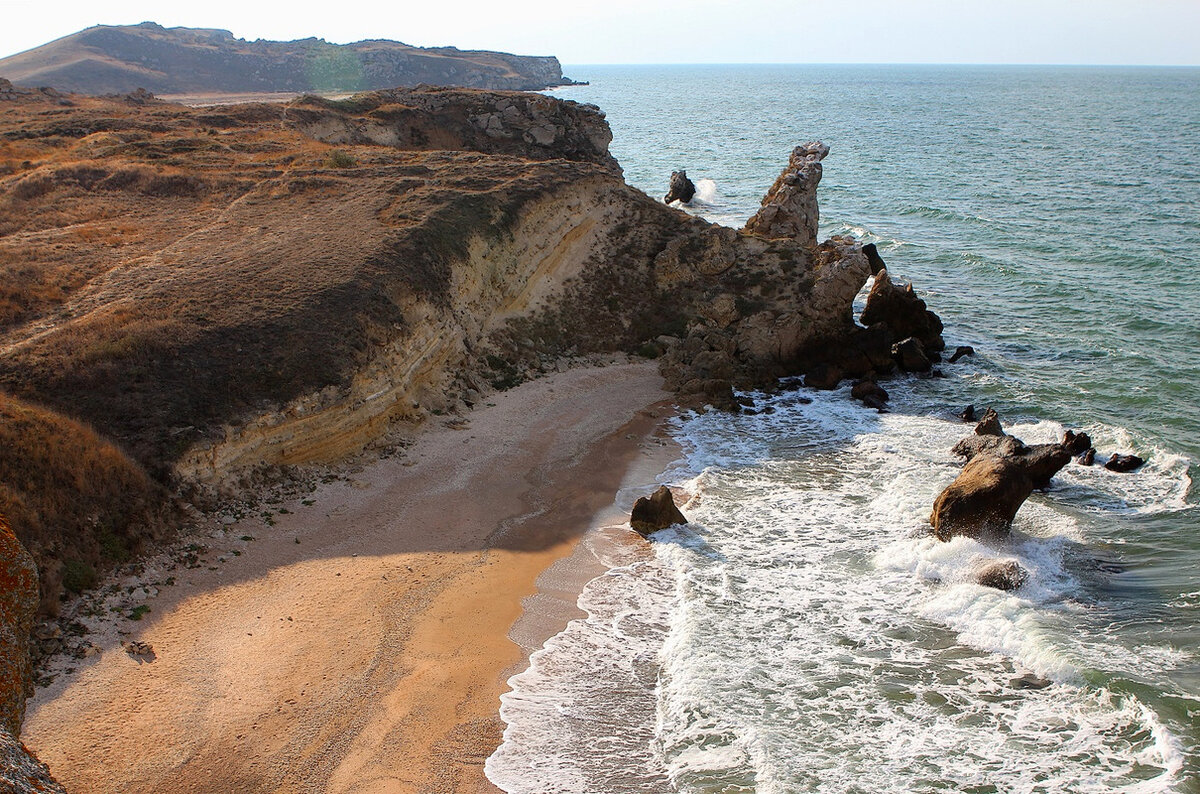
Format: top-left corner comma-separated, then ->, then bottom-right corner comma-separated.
0,22 -> 577,96
0,84 -> 881,615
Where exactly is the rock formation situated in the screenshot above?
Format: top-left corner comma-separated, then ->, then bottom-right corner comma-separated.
0,22 -> 578,96
0,731 -> 66,794
0,516 -> 62,793
744,142 -> 828,247
1104,453 -> 1144,473
630,486 -> 688,536
931,412 -> 1071,540
0,516 -> 37,737
0,86 -> 923,613
664,170 -> 696,204
859,267 -> 945,353
976,559 -> 1027,591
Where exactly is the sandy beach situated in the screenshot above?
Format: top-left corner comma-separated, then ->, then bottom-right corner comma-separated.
24,362 -> 676,794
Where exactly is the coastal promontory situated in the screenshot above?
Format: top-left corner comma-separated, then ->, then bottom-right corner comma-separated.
0,22 -> 579,97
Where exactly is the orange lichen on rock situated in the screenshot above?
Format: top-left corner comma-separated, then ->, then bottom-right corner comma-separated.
0,513 -> 38,736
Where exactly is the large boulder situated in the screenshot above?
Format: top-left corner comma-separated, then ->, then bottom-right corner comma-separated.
664,170 -> 696,204
859,267 -> 945,352
744,141 -> 828,247
630,486 -> 687,536
931,416 -> 1071,541
0,515 -> 37,737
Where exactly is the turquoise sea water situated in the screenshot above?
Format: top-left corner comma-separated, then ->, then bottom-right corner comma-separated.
488,66 -> 1200,792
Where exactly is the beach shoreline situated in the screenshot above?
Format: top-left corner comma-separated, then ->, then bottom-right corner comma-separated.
24,361 -> 676,794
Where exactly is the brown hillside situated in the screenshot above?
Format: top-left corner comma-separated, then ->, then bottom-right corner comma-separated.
0,22 -> 576,96
0,83 -> 877,612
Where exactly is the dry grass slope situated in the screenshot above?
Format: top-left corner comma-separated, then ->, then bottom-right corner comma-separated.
0,393 -> 161,615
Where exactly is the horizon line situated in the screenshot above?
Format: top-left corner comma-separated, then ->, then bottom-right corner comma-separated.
560,61 -> 1200,69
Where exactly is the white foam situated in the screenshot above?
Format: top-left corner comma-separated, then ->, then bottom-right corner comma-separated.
489,385 -> 1195,792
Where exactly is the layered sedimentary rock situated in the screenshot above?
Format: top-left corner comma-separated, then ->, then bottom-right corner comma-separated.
0,22 -> 577,96
0,85 -> 896,609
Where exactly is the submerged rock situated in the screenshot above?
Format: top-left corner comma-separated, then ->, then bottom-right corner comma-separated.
850,379 -> 889,411
630,486 -> 688,536
948,345 -> 975,363
1104,453 -> 1145,473
976,559 -> 1027,591
664,170 -> 696,204
931,412 -> 1071,541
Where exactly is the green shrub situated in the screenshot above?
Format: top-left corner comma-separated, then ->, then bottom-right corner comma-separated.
62,559 -> 98,594
327,149 -> 357,168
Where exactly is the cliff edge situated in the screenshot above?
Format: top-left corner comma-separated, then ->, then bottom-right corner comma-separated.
0,84 -> 886,615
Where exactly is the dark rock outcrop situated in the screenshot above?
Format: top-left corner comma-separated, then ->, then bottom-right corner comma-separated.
1078,448 -> 1096,466
664,170 -> 696,204
631,486 -> 687,536
862,243 -> 887,275
744,141 -> 828,246
977,560 -> 1027,591
892,337 -> 932,373
1104,453 -> 1145,473
804,363 -> 844,391
932,414 -> 1071,540
974,408 -> 1004,437
851,379 -> 889,410
1062,430 -> 1092,456
958,405 -> 976,422
948,345 -> 975,363
0,22 -> 578,95
859,267 -> 945,353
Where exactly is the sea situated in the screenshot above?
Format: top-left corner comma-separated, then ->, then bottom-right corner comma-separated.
486,65 -> 1200,793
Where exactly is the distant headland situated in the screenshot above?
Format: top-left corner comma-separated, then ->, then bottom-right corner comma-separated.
0,21 -> 582,97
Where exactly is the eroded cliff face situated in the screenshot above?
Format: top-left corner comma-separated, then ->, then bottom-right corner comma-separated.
0,86 -> 878,604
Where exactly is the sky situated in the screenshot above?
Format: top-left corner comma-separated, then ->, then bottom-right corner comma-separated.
2,0 -> 1198,66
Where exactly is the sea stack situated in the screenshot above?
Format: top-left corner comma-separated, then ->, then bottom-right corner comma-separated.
664,170 -> 697,204
930,412 -> 1071,540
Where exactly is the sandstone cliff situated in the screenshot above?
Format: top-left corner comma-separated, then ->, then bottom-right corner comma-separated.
0,22 -> 577,97
0,85 -> 880,614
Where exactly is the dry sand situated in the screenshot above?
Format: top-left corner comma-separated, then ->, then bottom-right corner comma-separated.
25,362 -> 678,794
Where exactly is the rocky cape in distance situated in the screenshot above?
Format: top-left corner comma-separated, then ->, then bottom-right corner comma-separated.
0,22 -> 580,97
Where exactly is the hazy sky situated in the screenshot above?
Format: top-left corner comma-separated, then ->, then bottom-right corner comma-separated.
2,0 -> 1198,65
